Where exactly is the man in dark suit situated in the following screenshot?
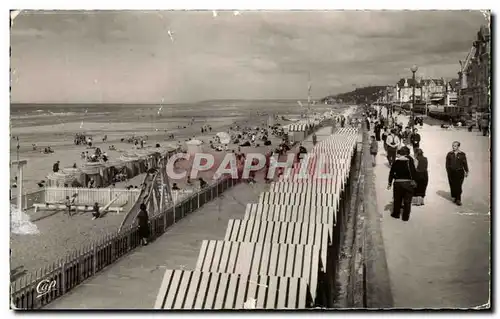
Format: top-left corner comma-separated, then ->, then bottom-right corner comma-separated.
445,141 -> 469,206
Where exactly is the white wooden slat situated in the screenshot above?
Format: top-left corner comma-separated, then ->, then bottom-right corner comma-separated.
155,270 -> 310,309
193,241 -> 319,303
259,192 -> 338,209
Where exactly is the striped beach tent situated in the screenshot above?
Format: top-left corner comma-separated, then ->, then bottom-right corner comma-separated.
259,192 -> 338,208
195,240 -> 320,303
277,173 -> 343,194
334,127 -> 360,135
270,180 -> 337,194
244,203 -> 336,226
288,124 -> 308,132
155,269 -> 311,309
284,163 -> 347,187
292,158 -> 351,183
224,219 -> 332,270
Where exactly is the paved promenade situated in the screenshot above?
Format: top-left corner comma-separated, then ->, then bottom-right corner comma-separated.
373,117 -> 490,308
46,126 -> 334,309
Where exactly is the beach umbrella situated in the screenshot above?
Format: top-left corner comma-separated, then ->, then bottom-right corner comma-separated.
186,139 -> 204,155
216,132 -> 231,144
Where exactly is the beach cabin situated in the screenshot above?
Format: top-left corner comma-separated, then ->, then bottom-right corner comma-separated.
47,168 -> 84,188
120,153 -> 141,177
80,162 -> 106,187
287,123 -> 308,143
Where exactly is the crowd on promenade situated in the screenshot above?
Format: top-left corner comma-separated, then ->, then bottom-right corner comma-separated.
365,107 -> 470,222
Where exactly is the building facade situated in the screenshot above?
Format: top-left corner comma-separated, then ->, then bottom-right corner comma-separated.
458,24 -> 491,113
395,77 -> 458,104
396,78 -> 422,103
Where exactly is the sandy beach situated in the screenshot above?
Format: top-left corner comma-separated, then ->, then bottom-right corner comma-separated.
10,101 -> 339,276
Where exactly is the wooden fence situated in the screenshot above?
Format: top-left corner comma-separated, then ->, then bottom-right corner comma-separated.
44,187 -> 141,207
10,177 -> 239,310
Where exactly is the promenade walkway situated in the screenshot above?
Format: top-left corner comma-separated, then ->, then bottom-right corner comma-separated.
46,127 -> 334,309
373,116 -> 490,308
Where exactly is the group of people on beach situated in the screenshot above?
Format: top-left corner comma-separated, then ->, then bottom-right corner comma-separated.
80,147 -> 109,163
367,107 -> 469,222
74,133 -> 93,147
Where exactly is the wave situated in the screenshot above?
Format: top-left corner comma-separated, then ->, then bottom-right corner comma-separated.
11,111 -> 111,120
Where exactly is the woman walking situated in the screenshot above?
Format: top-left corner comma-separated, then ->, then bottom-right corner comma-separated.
413,148 -> 429,206
374,122 -> 382,141
387,146 -> 417,221
381,127 -> 388,154
137,203 -> 150,246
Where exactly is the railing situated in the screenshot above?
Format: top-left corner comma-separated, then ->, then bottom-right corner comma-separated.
11,177 -> 239,310
44,187 -> 141,207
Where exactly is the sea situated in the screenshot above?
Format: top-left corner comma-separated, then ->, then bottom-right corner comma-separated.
10,100 -> 334,129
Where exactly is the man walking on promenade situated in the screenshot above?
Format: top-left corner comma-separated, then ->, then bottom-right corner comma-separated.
386,129 -> 400,165
445,141 -> 469,206
410,128 -> 421,154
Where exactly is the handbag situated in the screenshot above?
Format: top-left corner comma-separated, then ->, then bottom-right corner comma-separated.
407,161 -> 417,188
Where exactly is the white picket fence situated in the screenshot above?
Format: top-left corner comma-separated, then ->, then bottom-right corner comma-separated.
44,187 -> 141,207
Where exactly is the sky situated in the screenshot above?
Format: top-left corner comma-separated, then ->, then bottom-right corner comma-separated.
10,10 -> 488,104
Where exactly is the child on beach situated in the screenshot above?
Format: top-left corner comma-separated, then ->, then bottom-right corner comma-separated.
92,202 -> 100,220
65,195 -> 75,217
370,136 -> 378,167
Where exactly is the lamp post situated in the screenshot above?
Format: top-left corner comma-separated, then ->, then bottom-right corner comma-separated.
410,64 -> 418,130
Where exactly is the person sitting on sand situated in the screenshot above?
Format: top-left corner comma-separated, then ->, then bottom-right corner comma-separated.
172,183 -> 180,191
72,163 -> 77,169
92,202 -> 100,220
81,152 -> 86,159
53,161 -> 60,173
109,145 -> 116,150
32,144 -> 37,151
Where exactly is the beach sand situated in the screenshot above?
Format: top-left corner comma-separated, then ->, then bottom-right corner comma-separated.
9,104 -> 310,275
